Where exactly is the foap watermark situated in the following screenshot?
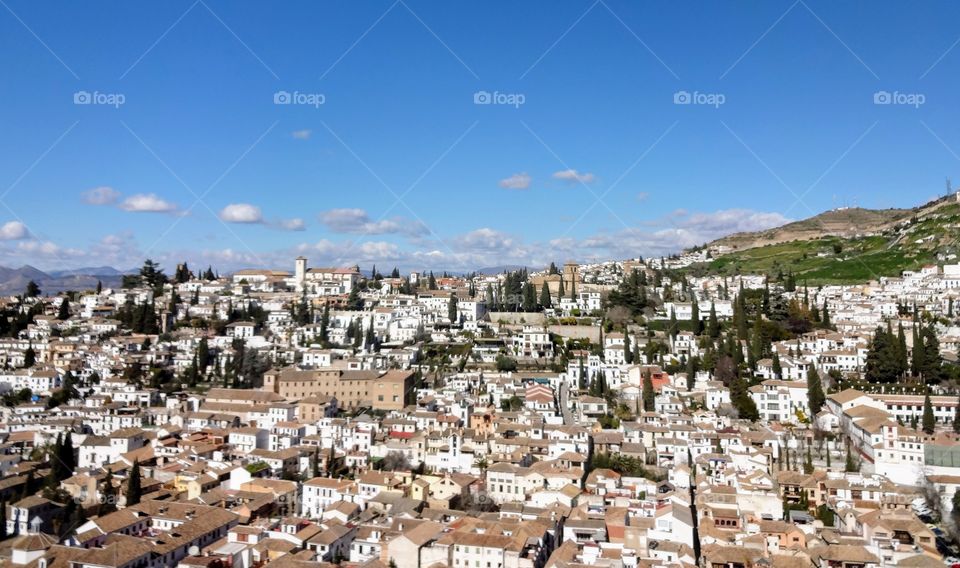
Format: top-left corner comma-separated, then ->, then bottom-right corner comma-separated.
873,90 -> 925,108
74,90 -> 126,108
274,90 -> 326,108
673,90 -> 725,108
473,90 -> 525,108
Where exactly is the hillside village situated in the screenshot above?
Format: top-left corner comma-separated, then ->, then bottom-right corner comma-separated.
0,253 -> 957,568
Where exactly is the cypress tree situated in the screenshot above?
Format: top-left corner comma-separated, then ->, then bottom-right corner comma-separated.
735,293 -> 748,339
707,303 -> 719,338
320,302 -> 330,345
539,282 -> 551,309
127,459 -> 142,506
23,345 -> 35,369
57,297 -> 70,320
642,372 -> 655,412
100,470 -> 117,514
686,356 -> 697,391
807,366 -> 825,416
197,338 -> 210,375
690,297 -> 701,335
62,431 -> 76,474
922,393 -> 936,434
731,375 -> 759,421
448,294 -> 459,323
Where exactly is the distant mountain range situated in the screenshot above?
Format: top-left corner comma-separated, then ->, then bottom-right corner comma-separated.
0,265 -> 132,296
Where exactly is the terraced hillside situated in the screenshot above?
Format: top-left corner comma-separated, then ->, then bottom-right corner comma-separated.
687,195 -> 960,284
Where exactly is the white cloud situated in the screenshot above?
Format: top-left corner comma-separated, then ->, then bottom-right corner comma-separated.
276,218 -> 306,231
455,228 -> 516,251
676,208 -> 790,236
82,186 -> 121,205
318,208 -> 427,236
498,172 -> 532,190
553,169 -> 596,184
0,221 -> 28,240
291,129 -> 312,140
219,203 -> 264,224
15,240 -> 84,258
118,193 -> 179,213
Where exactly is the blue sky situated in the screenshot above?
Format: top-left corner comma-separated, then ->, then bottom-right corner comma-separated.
1,0 -> 959,272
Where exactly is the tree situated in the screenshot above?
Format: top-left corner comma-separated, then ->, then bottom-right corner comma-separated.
606,269 -> 649,316
61,431 -> 76,474
126,459 -> 143,506
916,323 -> 943,382
100,470 -> 117,515
23,345 -> 36,368
197,338 -> 210,375
685,355 -> 697,391
174,263 -> 192,283
845,442 -> 857,472
690,297 -> 701,335
25,280 -> 40,297
807,366 -> 825,416
539,282 -> 552,309
707,303 -> 720,338
319,302 -> 330,345
731,376 -> 759,421
495,355 -> 517,372
57,297 -> 70,320
624,333 -> 632,365
522,282 -> 537,312
46,433 -> 64,488
138,259 -> 167,289
380,451 -> 411,471
62,498 -> 87,539
347,284 -> 362,311
448,294 -> 459,323
0,499 -> 6,539
922,393 -> 936,434
642,372 -> 655,412
864,326 -> 902,383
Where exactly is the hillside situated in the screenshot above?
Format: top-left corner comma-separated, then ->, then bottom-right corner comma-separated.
688,194 -> 960,284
